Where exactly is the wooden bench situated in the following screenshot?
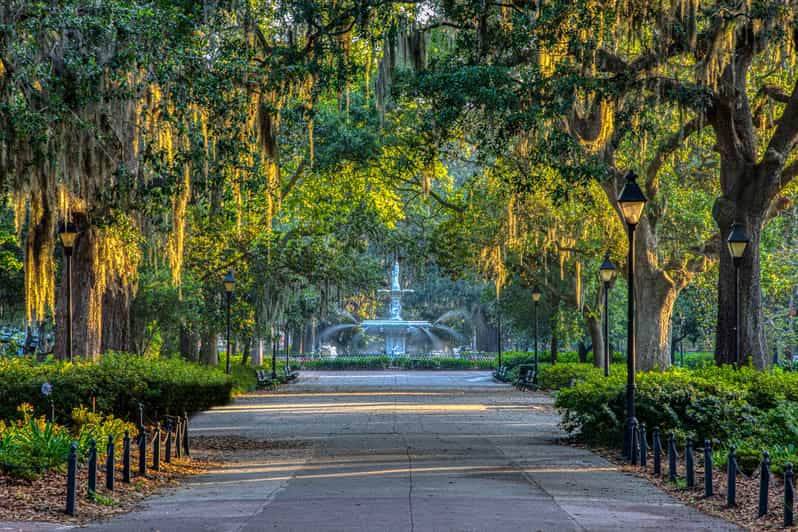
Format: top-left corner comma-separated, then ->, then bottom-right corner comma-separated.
516,366 -> 538,391
493,365 -> 508,382
256,369 -> 275,388
283,366 -> 299,382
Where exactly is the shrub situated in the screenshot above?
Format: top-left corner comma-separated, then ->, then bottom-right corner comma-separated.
539,363 -> 601,390
0,354 -> 234,423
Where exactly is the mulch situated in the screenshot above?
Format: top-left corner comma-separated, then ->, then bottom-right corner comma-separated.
587,444 -> 796,531
0,447 -> 213,525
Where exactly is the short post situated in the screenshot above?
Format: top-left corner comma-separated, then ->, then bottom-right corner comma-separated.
652,426 -> 662,475
786,463 -> 795,527
175,417 -> 182,459
106,435 -> 115,491
138,402 -> 144,428
165,421 -> 172,464
66,443 -> 77,515
122,430 -> 131,483
668,432 -> 677,482
639,423 -> 647,468
685,437 -> 695,488
726,446 -> 736,507
87,438 -> 97,499
703,440 -> 713,497
631,420 -> 639,466
138,427 -> 147,477
183,412 -> 190,457
758,451 -> 770,517
153,422 -> 161,471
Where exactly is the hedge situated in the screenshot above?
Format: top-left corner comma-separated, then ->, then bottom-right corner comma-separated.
0,354 -> 234,423
554,364 -> 798,471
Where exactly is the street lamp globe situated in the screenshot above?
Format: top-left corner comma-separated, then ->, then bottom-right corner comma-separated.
531,286 -> 542,302
617,171 -> 648,226
727,222 -> 750,263
58,221 -> 78,255
224,270 -> 236,293
599,253 -> 616,283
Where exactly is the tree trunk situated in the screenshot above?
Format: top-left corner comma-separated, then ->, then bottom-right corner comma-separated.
587,314 -> 604,369
199,331 -> 218,366
713,212 -> 767,368
179,326 -> 199,362
101,283 -> 132,353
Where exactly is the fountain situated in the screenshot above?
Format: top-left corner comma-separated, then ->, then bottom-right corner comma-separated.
320,259 -> 464,357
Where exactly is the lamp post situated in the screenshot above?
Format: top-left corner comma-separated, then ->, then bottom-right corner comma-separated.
599,254 -> 616,377
531,286 -> 541,384
496,294 -> 502,368
271,335 -> 277,380
727,222 -> 750,367
617,171 -> 647,461
223,270 -> 235,374
58,222 -> 78,362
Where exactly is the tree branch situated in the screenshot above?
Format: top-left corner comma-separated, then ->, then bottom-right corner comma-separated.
645,117 -> 703,200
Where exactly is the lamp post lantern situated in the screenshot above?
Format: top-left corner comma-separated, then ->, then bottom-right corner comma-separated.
727,222 -> 750,367
58,222 -> 78,362
599,253 -> 616,377
617,171 -> 647,461
223,270 -> 235,374
531,286 -> 542,385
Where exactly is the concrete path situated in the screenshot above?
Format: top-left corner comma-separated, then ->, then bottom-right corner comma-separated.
84,371 -> 736,531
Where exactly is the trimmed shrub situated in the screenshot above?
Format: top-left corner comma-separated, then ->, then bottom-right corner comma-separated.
0,354 -> 234,423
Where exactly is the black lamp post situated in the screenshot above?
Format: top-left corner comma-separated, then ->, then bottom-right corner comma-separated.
223,270 -> 235,374
271,335 -> 277,380
727,222 -> 750,367
617,171 -> 647,461
496,294 -> 503,368
531,286 -> 541,384
599,253 -> 616,377
58,222 -> 78,362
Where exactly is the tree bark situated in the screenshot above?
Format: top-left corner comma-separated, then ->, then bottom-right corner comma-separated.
179,326 -> 199,362
587,314 -> 604,369
199,331 -> 218,366
550,322 -> 558,363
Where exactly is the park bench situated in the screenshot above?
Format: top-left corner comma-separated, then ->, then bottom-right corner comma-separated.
493,365 -> 508,382
516,366 -> 538,391
283,366 -> 299,382
256,369 -> 275,388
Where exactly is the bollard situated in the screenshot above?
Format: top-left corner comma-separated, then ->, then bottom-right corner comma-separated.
183,412 -> 190,457
165,421 -> 172,464
639,424 -> 647,468
703,440 -> 713,497
66,443 -> 77,515
153,422 -> 161,471
726,446 -> 736,507
652,427 -> 662,476
106,435 -> 115,491
631,420 -> 639,466
786,463 -> 794,527
87,438 -> 97,498
122,430 -> 131,483
175,417 -> 182,459
138,402 -> 144,428
668,432 -> 677,482
138,427 -> 147,476
685,438 -> 695,488
758,451 -> 770,517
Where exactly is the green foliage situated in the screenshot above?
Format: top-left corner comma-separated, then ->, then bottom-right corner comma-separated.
539,363 -> 601,390
0,354 -> 234,423
555,365 -> 798,473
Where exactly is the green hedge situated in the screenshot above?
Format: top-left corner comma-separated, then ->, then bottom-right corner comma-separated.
298,356 -> 494,370
0,354 -> 234,423
554,365 -> 798,471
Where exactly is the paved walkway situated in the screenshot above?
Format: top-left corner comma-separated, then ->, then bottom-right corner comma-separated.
84,371 -> 735,531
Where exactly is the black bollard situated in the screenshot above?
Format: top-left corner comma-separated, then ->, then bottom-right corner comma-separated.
685,438 -> 695,488
165,421 -> 172,464
183,412 -> 190,457
639,424 -> 647,468
631,420 -> 639,466
66,443 -> 77,515
668,432 -> 677,482
138,427 -> 147,477
106,435 -> 115,491
703,440 -> 713,497
726,446 -> 736,507
138,402 -> 144,428
786,463 -> 794,527
758,451 -> 770,517
122,430 -> 131,483
175,417 -> 182,458
87,438 -> 97,498
153,422 -> 161,471
652,427 -> 662,476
